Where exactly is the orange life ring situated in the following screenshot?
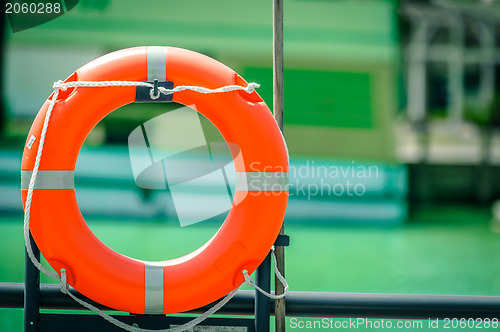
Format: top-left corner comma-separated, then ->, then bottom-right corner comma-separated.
21,46 -> 288,314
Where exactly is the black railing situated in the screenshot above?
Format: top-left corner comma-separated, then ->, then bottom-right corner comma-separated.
2,282 -> 500,319
4,233 -> 498,331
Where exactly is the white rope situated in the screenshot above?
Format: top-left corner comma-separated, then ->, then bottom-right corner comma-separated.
243,247 -> 289,300
52,80 -> 260,98
52,79 -> 288,160
23,78 -> 288,332
23,88 -> 61,280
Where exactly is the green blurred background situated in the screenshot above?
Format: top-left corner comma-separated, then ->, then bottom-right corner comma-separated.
2,0 -> 500,331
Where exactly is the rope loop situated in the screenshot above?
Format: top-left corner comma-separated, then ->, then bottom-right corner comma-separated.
243,247 -> 288,300
149,88 -> 161,100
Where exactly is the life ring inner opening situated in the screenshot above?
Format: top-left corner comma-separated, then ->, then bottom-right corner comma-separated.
76,101 -> 240,263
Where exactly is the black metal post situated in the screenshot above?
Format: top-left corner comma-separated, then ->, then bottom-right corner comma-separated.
24,232 -> 40,332
254,252 -> 271,332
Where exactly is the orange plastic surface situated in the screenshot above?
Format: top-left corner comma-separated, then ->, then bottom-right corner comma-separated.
21,46 -> 288,314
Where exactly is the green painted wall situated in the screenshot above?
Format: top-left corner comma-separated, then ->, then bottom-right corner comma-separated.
246,68 -> 373,128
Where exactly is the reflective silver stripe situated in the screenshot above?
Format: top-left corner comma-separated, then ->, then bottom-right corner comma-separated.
21,170 -> 74,190
235,172 -> 289,192
144,263 -> 163,314
146,46 -> 166,82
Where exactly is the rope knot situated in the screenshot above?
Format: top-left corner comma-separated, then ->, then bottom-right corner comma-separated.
53,80 -> 67,91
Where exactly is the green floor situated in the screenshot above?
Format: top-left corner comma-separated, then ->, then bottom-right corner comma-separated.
1,205 -> 500,331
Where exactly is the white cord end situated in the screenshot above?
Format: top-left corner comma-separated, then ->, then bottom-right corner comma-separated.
246,83 -> 260,93
242,270 -> 254,288
60,268 -> 69,294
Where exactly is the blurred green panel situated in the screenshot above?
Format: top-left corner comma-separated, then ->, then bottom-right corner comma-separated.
4,0 -> 400,160
5,0 -> 398,65
246,67 -> 373,128
245,63 -> 397,160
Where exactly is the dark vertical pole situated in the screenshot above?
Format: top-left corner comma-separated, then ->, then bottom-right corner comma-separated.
24,233 -> 40,332
254,252 -> 271,332
273,0 -> 286,332
273,0 -> 284,130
